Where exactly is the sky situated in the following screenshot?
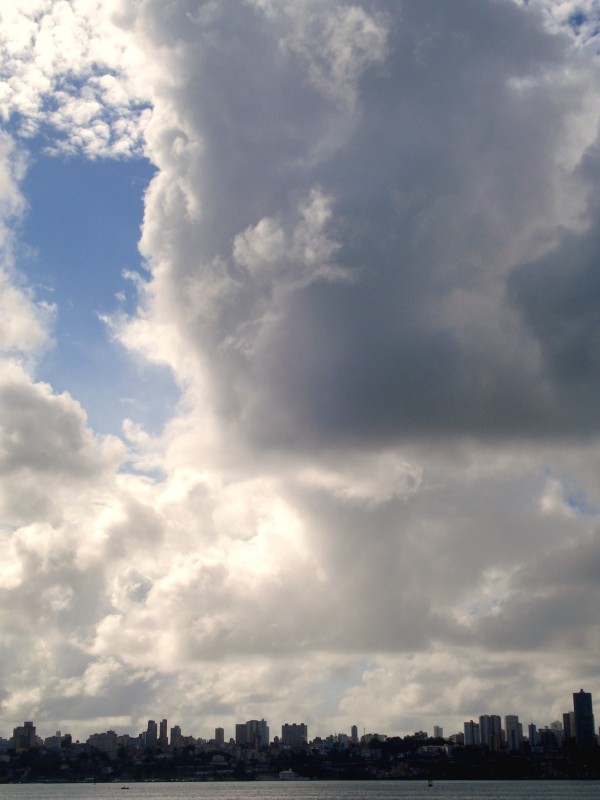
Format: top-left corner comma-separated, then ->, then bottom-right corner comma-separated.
1,0 -> 600,744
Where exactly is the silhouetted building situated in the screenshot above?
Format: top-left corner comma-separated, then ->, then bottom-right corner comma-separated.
246,719 -> 269,749
12,721 -> 36,751
215,727 -> 225,746
159,719 -> 168,750
145,720 -> 157,748
170,725 -> 181,748
234,719 -> 269,748
235,723 -> 247,746
563,711 -> 575,744
464,720 -> 480,747
538,726 -> 561,750
573,689 -> 595,750
549,720 -> 564,747
88,730 -> 118,759
479,715 -> 502,751
281,723 -> 307,746
528,723 -> 538,747
505,715 -> 523,751
44,731 -> 62,751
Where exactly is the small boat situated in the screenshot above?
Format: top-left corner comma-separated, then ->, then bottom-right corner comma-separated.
428,778 -> 433,787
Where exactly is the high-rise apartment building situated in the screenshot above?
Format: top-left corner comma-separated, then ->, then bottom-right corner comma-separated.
235,723 -> 247,746
563,710 -> 575,743
505,715 -> 523,751
44,731 -> 62,751
170,725 -> 182,748
479,715 -> 502,751
88,730 -> 118,760
215,727 -> 225,746
281,723 -> 307,747
247,719 -> 269,749
235,719 -> 269,749
528,723 -> 538,747
12,721 -> 36,751
145,720 -> 157,748
159,719 -> 168,750
573,689 -> 595,750
351,725 -> 358,744
464,720 -> 480,747
433,726 -> 443,739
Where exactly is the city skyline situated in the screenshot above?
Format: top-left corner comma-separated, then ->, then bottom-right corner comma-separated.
1,0 -> 600,744
3,688 -> 596,748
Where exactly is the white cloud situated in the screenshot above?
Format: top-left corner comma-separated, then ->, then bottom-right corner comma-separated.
0,0 -> 150,157
0,130 -> 52,361
2,0 -> 600,743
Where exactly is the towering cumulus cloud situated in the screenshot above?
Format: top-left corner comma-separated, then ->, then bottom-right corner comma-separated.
1,0 -> 600,738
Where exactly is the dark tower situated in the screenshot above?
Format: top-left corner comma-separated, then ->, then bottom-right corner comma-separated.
573,689 -> 595,750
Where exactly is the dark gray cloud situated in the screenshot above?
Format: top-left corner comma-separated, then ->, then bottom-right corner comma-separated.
131,0 -> 598,449
508,216 -> 600,432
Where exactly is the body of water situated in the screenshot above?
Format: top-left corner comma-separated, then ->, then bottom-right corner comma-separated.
0,781 -> 599,800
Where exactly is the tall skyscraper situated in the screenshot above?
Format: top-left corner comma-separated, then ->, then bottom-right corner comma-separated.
573,689 -> 595,750
433,726 -> 443,739
505,715 -> 523,751
170,725 -> 181,748
351,725 -> 358,744
479,715 -> 502,751
246,719 -> 269,749
159,719 -> 168,750
146,720 -> 157,748
464,720 -> 480,747
528,723 -> 538,747
215,727 -> 225,746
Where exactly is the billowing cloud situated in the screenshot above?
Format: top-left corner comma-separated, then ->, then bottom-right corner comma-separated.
0,0 -> 600,743
0,0 -> 150,157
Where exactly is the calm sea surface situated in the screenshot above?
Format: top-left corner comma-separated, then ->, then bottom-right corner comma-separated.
0,782 -> 598,800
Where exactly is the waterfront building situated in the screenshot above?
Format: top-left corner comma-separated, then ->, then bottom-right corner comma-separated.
505,715 -> 523,751
573,689 -> 595,750
433,725 -> 443,739
281,723 -> 307,746
236,719 -> 269,749
464,720 -> 480,747
170,725 -> 182,748
235,723 -> 247,746
538,726 -> 561,750
44,731 -> 62,751
528,723 -> 538,747
215,727 -> 225,746
362,732 -> 387,744
563,710 -> 576,743
88,730 -> 118,760
247,719 -> 269,749
12,721 -> 36,751
145,720 -> 157,748
159,718 -> 168,750
479,714 -> 502,751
